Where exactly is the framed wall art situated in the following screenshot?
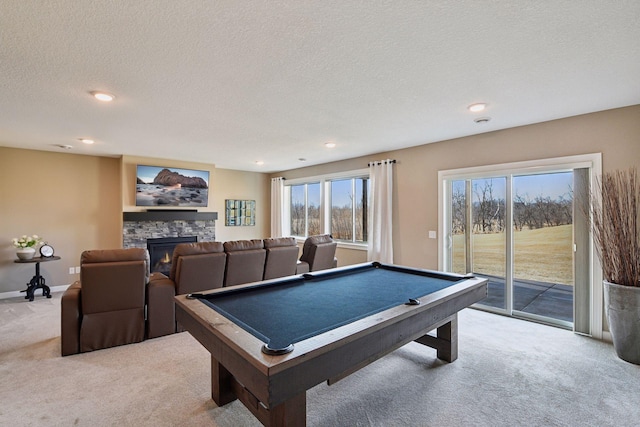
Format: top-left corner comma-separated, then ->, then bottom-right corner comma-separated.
225,199 -> 256,226
136,164 -> 209,207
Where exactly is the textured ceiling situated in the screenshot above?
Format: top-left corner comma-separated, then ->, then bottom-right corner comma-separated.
1,1 -> 639,172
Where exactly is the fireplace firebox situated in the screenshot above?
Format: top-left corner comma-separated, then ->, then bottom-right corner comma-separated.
147,236 -> 197,275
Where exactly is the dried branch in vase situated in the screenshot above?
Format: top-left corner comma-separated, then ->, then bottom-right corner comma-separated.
590,168 -> 639,287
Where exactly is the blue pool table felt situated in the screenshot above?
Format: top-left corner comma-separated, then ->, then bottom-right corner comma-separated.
199,264 -> 464,351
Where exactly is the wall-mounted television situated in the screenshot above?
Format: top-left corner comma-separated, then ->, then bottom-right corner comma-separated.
136,165 -> 209,207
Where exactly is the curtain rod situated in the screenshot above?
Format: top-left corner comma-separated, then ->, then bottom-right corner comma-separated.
368,159 -> 396,166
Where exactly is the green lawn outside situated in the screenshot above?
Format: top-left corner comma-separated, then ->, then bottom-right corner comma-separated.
452,224 -> 574,286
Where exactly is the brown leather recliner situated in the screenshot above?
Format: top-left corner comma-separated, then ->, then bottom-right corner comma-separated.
263,237 -> 299,280
61,248 -> 149,356
147,241 -> 226,338
296,234 -> 338,273
223,239 -> 266,287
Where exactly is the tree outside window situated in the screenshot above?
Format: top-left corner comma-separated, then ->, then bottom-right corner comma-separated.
290,183 -> 320,237
330,177 -> 368,243
286,173 -> 368,242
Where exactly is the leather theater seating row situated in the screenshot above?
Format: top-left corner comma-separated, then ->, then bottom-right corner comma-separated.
61,235 -> 337,356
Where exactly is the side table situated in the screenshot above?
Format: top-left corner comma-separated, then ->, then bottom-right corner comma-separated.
14,256 -> 61,301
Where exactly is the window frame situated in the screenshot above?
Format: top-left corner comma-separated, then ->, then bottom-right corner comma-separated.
284,168 -> 369,249
286,181 -> 322,238
438,153 -> 603,337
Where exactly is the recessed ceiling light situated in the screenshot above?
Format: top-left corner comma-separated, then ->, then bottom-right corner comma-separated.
474,117 -> 491,124
298,158 -> 307,162
55,144 -> 73,150
79,138 -> 94,144
468,103 -> 487,112
325,142 -> 336,148
255,160 -> 264,166
90,91 -> 115,102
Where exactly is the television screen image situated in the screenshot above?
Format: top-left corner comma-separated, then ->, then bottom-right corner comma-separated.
136,165 -> 209,207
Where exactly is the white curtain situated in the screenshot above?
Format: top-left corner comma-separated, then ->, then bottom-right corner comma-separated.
270,177 -> 285,237
367,160 -> 394,263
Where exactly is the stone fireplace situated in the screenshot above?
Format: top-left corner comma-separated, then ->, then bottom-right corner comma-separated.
122,211 -> 218,273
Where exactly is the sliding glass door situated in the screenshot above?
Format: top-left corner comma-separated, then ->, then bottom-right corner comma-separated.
441,160 -> 595,330
512,172 -> 574,324
450,177 -> 508,311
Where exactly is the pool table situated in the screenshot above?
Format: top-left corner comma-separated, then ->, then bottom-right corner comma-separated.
175,262 -> 487,426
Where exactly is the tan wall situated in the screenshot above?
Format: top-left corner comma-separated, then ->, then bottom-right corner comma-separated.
0,148 -> 121,293
2,106 -> 637,294
334,247 -> 368,267
0,150 -> 269,294
275,105 -> 640,270
121,155 -> 270,242
211,168 -> 271,242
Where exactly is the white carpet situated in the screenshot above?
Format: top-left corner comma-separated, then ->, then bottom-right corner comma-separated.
1,293 -> 638,426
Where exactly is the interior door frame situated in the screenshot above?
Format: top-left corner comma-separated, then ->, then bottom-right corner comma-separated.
437,153 -> 603,338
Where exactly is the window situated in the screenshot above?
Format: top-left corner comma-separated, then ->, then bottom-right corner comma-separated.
330,178 -> 368,242
290,182 -> 320,237
285,170 -> 369,244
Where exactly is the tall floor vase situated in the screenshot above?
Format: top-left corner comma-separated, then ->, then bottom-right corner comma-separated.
604,281 -> 640,364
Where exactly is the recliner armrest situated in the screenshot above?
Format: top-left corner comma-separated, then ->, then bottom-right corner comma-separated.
61,281 -> 82,356
146,272 -> 177,339
296,260 -> 310,274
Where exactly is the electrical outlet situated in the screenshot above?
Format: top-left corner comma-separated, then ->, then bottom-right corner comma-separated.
69,267 -> 75,274
75,266 -> 81,274
428,231 -> 437,239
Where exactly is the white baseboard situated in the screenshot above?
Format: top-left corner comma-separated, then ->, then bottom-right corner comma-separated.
0,284 -> 71,300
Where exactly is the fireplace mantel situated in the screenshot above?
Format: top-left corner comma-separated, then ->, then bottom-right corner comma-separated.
123,211 -> 218,222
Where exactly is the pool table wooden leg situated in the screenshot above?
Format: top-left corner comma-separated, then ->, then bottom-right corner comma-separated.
414,313 -> 458,362
267,391 -> 306,426
211,355 -> 307,426
211,356 -> 236,405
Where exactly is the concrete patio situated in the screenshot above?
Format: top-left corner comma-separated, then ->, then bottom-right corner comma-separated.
476,274 -> 573,323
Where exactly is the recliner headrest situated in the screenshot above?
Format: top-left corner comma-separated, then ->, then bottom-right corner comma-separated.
223,239 -> 264,252
264,237 -> 296,248
80,248 -> 150,282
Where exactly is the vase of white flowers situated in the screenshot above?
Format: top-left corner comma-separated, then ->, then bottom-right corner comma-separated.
12,235 -> 42,260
